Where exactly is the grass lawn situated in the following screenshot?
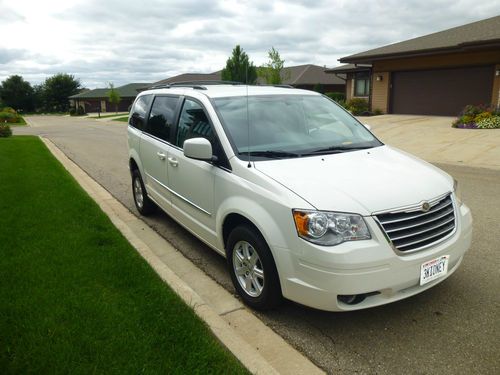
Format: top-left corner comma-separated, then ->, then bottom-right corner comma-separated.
0,136 -> 248,374
89,113 -> 128,119
112,116 -> 129,122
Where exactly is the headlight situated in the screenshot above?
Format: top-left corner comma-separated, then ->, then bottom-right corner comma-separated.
293,209 -> 371,246
453,178 -> 463,206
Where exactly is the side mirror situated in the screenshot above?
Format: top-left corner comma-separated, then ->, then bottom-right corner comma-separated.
183,138 -> 214,161
363,123 -> 372,131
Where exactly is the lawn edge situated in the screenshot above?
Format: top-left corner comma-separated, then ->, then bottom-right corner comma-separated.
39,136 -> 305,375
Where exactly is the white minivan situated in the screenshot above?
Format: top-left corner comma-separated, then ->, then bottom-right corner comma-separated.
127,82 -> 472,311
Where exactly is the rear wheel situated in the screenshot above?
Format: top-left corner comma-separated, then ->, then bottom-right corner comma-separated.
227,225 -> 282,310
132,169 -> 155,215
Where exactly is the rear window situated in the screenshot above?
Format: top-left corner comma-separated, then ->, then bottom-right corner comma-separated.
129,95 -> 153,130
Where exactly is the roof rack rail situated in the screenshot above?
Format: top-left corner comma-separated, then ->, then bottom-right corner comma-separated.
149,80 -> 243,90
256,84 -> 294,88
171,80 -> 243,86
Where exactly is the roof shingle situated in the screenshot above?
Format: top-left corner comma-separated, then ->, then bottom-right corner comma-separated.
340,15 -> 500,63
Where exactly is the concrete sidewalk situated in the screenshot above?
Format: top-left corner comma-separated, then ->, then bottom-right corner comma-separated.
41,137 -> 324,375
361,115 -> 500,170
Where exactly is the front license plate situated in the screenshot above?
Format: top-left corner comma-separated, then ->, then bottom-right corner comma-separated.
420,255 -> 449,286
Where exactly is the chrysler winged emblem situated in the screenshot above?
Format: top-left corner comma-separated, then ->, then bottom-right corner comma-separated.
421,201 -> 431,212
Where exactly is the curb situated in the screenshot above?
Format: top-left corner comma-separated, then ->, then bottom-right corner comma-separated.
40,137 -> 324,375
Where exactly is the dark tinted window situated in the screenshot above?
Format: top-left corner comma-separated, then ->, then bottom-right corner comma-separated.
146,96 -> 179,142
129,95 -> 153,130
175,99 -> 215,148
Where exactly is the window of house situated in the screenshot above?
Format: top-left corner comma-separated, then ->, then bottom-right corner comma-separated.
354,72 -> 370,97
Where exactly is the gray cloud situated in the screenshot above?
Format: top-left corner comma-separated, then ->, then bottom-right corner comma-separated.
0,48 -> 28,64
0,0 -> 499,88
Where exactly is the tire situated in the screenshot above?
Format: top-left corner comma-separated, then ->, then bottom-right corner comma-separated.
131,169 -> 155,215
226,225 -> 283,310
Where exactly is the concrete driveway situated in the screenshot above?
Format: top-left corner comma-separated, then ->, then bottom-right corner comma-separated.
14,115 -> 500,374
361,114 -> 500,170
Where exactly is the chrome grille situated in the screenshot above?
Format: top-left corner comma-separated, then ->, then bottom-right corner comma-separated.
375,194 -> 455,252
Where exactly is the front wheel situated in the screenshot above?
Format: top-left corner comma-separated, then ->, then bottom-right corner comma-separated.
132,169 -> 155,215
226,225 -> 282,310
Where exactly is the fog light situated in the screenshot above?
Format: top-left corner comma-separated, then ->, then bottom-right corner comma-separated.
338,294 -> 366,305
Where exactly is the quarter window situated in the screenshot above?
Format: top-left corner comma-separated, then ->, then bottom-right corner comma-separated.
146,96 -> 179,142
354,72 -> 370,97
129,95 -> 153,130
175,99 -> 215,148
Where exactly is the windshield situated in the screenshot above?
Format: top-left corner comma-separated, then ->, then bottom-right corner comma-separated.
213,94 -> 382,160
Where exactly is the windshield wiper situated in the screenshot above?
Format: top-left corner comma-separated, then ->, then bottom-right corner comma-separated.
238,150 -> 301,159
303,145 -> 374,155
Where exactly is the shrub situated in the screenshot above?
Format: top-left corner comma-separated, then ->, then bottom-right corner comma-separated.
373,108 -> 383,115
69,106 -> 86,116
347,98 -> 369,115
460,115 -> 475,125
0,111 -> 21,123
0,124 -> 12,137
325,92 -> 346,102
460,104 -> 489,117
452,104 -> 499,129
474,112 -> 492,123
476,116 -> 500,129
2,107 -> 17,114
336,99 -> 347,109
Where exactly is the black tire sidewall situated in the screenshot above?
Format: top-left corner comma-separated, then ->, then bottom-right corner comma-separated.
132,169 -> 155,215
226,225 -> 282,310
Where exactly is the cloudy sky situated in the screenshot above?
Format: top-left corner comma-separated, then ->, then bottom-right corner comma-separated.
1,0 -> 498,88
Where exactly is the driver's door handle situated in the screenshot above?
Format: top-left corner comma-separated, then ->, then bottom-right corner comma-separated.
168,157 -> 178,167
156,152 -> 166,160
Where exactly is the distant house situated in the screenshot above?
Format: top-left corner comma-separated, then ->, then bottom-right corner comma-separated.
69,83 -> 151,113
279,64 -> 345,93
149,72 -> 221,87
327,15 -> 500,115
148,64 -> 345,93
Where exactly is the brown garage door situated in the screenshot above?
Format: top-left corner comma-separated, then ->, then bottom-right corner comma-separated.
390,66 -> 494,116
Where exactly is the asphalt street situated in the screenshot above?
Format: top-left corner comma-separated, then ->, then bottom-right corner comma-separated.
14,116 -> 500,375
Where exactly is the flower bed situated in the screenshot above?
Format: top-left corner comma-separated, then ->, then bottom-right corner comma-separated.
452,104 -> 500,129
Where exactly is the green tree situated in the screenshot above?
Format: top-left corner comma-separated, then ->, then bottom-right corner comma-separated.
221,45 -> 257,84
33,84 -> 45,111
107,83 -> 121,113
258,47 -> 289,85
0,75 -> 35,111
42,73 -> 81,112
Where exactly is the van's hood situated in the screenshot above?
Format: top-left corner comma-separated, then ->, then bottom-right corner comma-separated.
254,145 -> 453,215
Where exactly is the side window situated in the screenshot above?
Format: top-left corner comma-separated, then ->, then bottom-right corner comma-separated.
175,99 -> 215,148
146,96 -> 179,142
129,95 -> 153,130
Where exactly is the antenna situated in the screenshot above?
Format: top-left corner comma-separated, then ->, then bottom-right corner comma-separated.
246,62 -> 251,168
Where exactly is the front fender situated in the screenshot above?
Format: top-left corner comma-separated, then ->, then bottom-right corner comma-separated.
216,196 -> 291,254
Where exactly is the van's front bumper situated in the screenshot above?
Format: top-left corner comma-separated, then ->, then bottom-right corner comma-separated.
273,203 -> 472,312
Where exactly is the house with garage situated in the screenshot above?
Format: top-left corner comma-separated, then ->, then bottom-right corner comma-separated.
327,15 -> 500,116
69,83 -> 150,113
